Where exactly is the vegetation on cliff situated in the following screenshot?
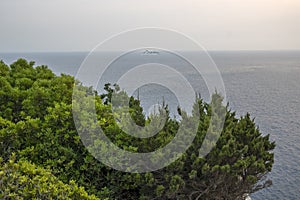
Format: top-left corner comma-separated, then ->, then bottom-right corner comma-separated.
0,59 -> 275,199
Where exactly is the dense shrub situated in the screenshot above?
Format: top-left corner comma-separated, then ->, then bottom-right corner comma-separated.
0,59 -> 275,199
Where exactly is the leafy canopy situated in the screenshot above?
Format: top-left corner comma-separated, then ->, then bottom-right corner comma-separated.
0,59 -> 275,199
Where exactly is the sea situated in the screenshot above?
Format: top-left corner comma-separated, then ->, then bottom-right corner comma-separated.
1,50 -> 299,199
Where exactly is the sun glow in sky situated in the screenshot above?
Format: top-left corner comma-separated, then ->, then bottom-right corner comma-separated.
0,0 -> 299,52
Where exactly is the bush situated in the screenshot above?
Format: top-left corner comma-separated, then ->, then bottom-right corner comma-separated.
0,154 -> 99,200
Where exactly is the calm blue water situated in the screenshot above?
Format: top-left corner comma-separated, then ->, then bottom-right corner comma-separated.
1,51 -> 300,199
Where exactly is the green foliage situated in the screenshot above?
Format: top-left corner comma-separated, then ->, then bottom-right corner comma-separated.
0,59 -> 275,199
0,154 -> 99,200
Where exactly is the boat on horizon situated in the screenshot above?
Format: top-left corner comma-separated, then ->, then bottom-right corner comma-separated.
141,49 -> 160,55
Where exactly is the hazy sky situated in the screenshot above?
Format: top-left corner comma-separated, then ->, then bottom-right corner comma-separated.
1,0 -> 299,52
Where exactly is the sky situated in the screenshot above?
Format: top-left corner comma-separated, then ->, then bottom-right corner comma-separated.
0,0 -> 300,52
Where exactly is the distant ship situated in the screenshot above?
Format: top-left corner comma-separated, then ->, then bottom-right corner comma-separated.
142,49 -> 160,55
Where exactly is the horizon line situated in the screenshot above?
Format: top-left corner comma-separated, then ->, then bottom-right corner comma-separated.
1,49 -> 300,54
